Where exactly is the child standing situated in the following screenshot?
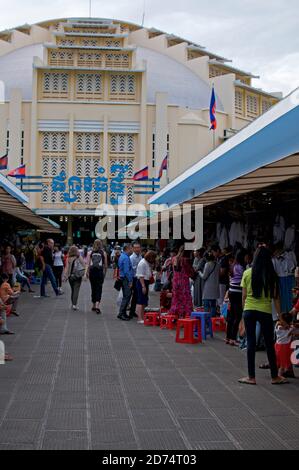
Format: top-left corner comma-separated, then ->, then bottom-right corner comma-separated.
275,313 -> 295,378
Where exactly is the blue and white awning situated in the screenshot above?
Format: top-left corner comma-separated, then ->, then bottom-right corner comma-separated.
149,88 -> 299,208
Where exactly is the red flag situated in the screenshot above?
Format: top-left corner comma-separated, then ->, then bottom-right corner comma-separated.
133,166 -> 149,181
209,86 -> 217,130
159,155 -> 168,179
0,153 -> 8,170
8,164 -> 26,178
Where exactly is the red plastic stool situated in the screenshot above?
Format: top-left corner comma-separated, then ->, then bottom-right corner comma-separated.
160,314 -> 177,330
144,312 -> 161,327
176,318 -> 202,344
212,316 -> 226,332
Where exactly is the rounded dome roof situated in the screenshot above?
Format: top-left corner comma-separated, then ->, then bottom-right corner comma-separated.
0,43 -> 223,110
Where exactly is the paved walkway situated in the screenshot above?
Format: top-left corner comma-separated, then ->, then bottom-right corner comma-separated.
0,272 -> 299,450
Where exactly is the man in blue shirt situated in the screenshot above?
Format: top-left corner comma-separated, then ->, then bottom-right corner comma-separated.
129,242 -> 142,319
118,244 -> 134,321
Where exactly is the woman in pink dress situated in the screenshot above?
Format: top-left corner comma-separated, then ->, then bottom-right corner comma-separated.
170,247 -> 194,318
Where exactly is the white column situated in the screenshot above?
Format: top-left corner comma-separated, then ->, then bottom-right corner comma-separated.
8,88 -> 22,170
29,67 -> 38,209
139,69 -> 147,169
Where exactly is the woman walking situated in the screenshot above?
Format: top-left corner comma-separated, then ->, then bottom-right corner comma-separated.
64,246 -> 85,310
53,244 -> 64,293
193,248 -> 206,308
170,247 -> 194,318
226,250 -> 246,346
136,251 -> 156,324
239,246 -> 289,385
87,240 -> 108,315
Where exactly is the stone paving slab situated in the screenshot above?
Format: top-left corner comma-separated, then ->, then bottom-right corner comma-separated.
0,271 -> 299,450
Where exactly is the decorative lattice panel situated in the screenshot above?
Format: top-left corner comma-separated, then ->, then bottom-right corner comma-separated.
43,73 -> 69,96
104,40 -> 121,48
246,94 -> 259,117
76,73 -> 103,98
209,66 -> 228,78
41,132 -> 68,152
57,39 -> 75,46
109,134 -> 135,154
42,184 -> 65,204
41,157 -> 67,204
105,53 -> 130,68
42,156 -> 67,176
74,158 -> 102,205
110,158 -> 134,178
262,99 -> 273,114
75,133 -> 102,153
82,38 -> 98,47
77,51 -> 102,67
75,157 -> 102,177
110,74 -> 136,99
235,90 -> 244,115
49,50 -> 74,66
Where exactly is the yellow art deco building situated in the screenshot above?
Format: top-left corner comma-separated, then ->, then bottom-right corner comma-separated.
0,17 -> 282,241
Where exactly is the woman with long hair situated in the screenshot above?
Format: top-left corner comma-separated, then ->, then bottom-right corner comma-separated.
169,246 -> 194,318
239,246 -> 289,385
87,240 -> 108,315
226,249 -> 246,346
64,245 -> 85,310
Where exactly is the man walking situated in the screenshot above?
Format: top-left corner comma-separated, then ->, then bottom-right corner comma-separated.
117,244 -> 133,321
129,242 -> 142,319
40,239 -> 62,298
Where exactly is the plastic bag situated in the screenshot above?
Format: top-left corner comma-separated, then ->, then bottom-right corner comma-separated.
117,290 -> 123,307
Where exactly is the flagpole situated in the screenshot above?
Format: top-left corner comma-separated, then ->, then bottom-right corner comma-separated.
166,153 -> 170,185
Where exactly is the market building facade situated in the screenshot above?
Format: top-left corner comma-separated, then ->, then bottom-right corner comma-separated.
0,17 -> 281,243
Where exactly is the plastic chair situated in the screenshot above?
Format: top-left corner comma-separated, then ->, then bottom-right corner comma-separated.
212,316 -> 226,332
176,318 -> 202,344
160,314 -> 177,330
144,312 -> 161,327
191,312 -> 213,340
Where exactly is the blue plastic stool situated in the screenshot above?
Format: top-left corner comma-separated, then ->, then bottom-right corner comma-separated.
191,312 -> 213,340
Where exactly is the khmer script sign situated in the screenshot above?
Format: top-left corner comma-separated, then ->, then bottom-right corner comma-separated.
52,165 -> 128,205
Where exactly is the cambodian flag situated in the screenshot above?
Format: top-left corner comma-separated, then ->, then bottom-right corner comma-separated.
159,155 -> 168,179
210,86 -> 217,130
0,153 -> 8,170
8,164 -> 26,178
133,166 -> 149,181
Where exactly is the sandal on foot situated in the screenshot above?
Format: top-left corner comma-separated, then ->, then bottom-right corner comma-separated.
271,377 -> 289,385
238,377 -> 257,385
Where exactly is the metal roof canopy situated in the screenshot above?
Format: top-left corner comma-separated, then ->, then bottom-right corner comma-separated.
0,187 -> 61,233
149,88 -> 299,209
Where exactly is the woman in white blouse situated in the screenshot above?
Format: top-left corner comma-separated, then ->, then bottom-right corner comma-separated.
136,251 -> 156,324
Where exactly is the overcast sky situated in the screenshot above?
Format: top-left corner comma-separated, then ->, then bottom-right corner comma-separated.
0,0 -> 298,96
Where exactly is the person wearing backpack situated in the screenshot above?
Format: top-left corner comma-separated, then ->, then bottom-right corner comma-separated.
64,245 -> 86,311
87,240 -> 108,315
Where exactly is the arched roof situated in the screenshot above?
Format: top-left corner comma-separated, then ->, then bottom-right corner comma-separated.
0,43 -> 223,110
